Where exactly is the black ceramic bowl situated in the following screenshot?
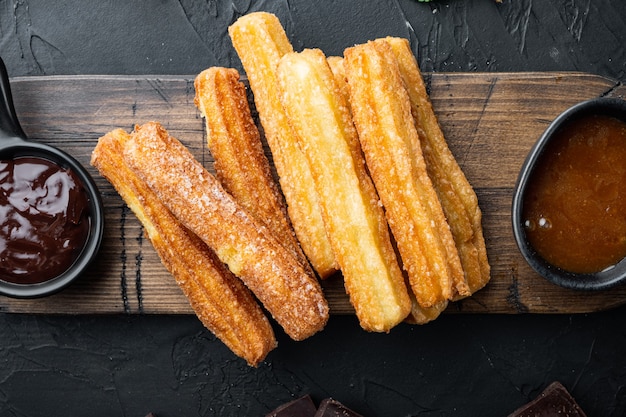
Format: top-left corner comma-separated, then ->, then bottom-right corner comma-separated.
0,58 -> 104,298
512,96 -> 626,291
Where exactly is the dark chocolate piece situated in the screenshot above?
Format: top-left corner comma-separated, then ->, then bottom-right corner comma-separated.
314,398 -> 364,417
266,394 -> 317,417
507,381 -> 587,417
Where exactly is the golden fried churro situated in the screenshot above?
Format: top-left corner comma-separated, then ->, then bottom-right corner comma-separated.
229,12 -> 338,278
327,53 -> 446,323
91,129 -> 276,366
122,122 -> 329,341
327,53 -> 447,323
383,37 -> 490,297
194,67 -> 310,272
344,40 -> 464,309
277,49 -> 410,332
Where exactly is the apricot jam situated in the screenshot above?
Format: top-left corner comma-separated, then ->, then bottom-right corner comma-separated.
522,114 -> 626,274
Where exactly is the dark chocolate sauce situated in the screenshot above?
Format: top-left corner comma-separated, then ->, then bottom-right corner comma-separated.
0,156 -> 91,284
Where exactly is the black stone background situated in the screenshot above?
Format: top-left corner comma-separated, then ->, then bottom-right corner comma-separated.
1,1 -> 625,416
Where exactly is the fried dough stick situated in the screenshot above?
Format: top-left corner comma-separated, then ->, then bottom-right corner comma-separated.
383,37 -> 490,297
344,41 -> 464,309
194,67 -> 311,272
122,122 -> 329,341
229,12 -> 338,278
329,53 -> 447,324
277,49 -> 410,332
91,129 -> 276,366
331,55 -> 440,324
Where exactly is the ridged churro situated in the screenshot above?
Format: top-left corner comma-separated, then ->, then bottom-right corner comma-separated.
277,48 -> 411,332
344,40 -> 464,309
327,53 -> 446,324
383,37 -> 490,297
229,12 -> 338,278
194,67 -> 311,273
91,129 -> 276,366
122,122 -> 329,341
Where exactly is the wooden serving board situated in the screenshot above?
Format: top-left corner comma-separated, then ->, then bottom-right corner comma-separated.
2,72 -> 626,316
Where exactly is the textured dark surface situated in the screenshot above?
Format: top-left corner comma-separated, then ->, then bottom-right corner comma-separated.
0,1 -> 625,416
266,394 -> 316,417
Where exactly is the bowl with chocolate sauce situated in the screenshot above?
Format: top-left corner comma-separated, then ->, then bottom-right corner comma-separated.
512,96 -> 626,291
0,57 -> 104,298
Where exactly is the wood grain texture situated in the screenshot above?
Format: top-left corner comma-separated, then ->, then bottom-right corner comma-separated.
2,72 -> 625,315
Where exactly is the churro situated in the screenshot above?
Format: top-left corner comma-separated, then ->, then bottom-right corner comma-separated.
194,67 -> 310,272
91,129 -> 276,366
328,54 -> 450,323
383,37 -> 490,297
229,12 -> 338,278
277,48 -> 410,332
122,122 -> 329,341
344,40 -> 464,308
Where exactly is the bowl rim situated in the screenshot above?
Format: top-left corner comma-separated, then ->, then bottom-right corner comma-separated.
511,96 -> 626,291
0,142 -> 104,298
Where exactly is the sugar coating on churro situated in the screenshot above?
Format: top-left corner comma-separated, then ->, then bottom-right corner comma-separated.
122,122 -> 329,341
277,48 -> 411,332
91,128 -> 276,366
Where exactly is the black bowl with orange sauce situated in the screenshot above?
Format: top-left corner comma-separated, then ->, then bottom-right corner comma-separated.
512,97 -> 626,290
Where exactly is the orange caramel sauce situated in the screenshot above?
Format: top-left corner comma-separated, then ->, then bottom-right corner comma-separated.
523,114 -> 626,274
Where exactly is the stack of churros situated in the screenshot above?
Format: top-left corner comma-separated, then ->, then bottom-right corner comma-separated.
91,12 -> 490,363
92,122 -> 329,365
225,12 -> 490,326
91,128 -> 276,366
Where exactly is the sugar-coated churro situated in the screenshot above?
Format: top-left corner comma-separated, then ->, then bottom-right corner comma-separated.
383,37 -> 490,297
229,12 -> 338,278
91,128 -> 276,366
122,122 -> 329,341
194,67 -> 311,272
277,48 -> 411,332
344,40 -> 464,308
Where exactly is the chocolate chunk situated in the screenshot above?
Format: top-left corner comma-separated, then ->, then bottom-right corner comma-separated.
314,398 -> 364,417
507,381 -> 587,417
266,394 -> 317,417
